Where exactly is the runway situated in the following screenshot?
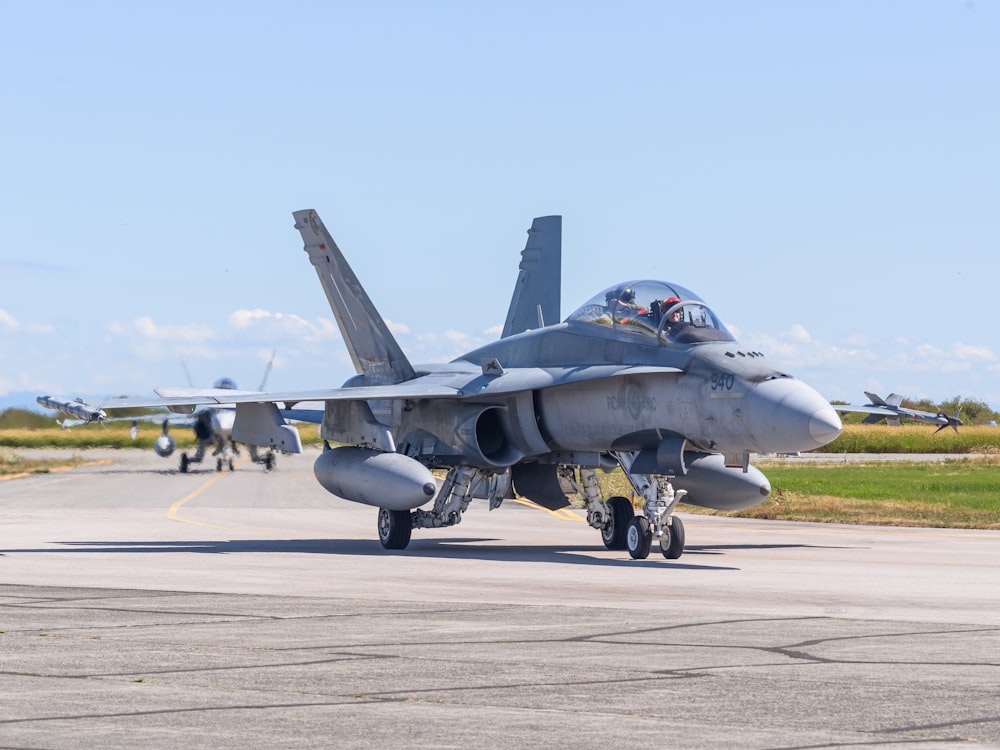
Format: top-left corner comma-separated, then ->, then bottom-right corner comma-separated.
2,448 -> 999,748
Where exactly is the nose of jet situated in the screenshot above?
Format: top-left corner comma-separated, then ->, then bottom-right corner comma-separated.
746,377 -> 842,453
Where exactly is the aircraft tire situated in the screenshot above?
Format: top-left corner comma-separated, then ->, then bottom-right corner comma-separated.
216,459 -> 223,472
601,496 -> 633,550
265,452 -> 275,471
378,508 -> 412,551
626,516 -> 652,560
179,453 -> 189,473
660,516 -> 685,559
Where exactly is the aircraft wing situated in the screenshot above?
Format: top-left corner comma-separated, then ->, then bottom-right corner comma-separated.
153,386 -> 269,399
41,364 -> 683,415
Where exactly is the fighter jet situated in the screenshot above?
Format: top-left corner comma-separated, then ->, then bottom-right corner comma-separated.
39,372 -> 300,473
835,392 -> 963,433
149,377 -> 283,473
37,210 -> 842,560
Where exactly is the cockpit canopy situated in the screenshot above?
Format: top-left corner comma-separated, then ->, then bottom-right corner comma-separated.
566,280 -> 736,345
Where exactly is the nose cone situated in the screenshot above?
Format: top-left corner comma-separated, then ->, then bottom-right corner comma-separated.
809,403 -> 843,446
746,377 -> 842,453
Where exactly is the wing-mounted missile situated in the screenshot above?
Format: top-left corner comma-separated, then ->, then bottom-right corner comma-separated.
839,392 -> 964,432
933,409 -> 963,434
36,396 -> 108,424
314,446 -> 438,511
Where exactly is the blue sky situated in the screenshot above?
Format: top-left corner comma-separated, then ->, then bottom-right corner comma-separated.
2,1 -> 998,412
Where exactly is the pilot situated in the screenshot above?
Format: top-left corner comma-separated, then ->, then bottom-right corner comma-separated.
661,297 -> 684,327
605,287 -> 643,323
606,287 -> 638,308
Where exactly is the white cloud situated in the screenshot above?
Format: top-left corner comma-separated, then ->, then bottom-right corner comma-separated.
228,308 -> 272,328
953,343 -> 997,363
227,308 -> 341,342
786,324 -> 811,344
385,319 -> 410,336
127,316 -> 216,343
0,309 -> 20,331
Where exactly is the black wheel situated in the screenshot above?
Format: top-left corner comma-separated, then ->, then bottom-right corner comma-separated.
264,452 -> 275,471
228,459 -> 235,472
660,515 -> 685,559
216,458 -> 223,472
626,516 -> 652,559
601,496 -> 633,550
179,453 -> 189,473
377,508 -> 412,550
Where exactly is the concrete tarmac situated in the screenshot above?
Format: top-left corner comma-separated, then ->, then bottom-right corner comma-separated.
2,448 -> 999,748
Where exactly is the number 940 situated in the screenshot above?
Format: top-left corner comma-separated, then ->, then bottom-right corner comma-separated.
710,372 -> 734,391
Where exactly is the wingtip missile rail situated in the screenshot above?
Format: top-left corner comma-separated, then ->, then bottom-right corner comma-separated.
36,396 -> 108,424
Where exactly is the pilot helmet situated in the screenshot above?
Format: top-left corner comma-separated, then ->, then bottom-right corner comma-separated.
662,297 -> 682,317
618,287 -> 636,303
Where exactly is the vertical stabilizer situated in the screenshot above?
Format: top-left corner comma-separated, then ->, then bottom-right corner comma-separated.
501,215 -> 561,338
293,209 -> 416,384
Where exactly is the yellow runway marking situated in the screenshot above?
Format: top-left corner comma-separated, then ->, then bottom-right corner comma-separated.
165,455 -> 322,536
511,497 -> 586,522
166,472 -> 231,527
165,455 -> 273,534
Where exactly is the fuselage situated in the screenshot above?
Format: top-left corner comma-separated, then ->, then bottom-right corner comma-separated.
457,322 -> 840,460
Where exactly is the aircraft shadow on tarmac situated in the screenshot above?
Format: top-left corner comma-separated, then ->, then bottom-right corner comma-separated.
0,537 -> 849,570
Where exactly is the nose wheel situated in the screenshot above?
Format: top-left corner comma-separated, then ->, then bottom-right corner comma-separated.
626,516 -> 653,559
659,516 -> 685,559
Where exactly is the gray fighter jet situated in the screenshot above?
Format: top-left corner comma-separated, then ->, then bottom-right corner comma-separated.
38,210 -> 842,559
835,392 -> 963,433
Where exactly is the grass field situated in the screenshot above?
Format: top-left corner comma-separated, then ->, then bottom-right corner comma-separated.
690,458 -> 1000,529
1,450 -> 85,476
822,423 -> 1000,454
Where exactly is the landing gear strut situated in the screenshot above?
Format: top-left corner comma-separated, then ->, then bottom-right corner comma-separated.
376,466 -> 511,551
578,456 -> 688,561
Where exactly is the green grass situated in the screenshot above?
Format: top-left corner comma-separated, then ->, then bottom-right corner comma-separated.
602,457 -> 1000,529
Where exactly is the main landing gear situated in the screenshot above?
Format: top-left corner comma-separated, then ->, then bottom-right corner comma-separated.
374,466 -> 510,552
578,458 -> 688,561
378,508 -> 412,550
368,459 -> 687,560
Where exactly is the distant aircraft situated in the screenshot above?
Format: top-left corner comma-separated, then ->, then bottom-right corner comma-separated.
835,392 -> 963,433
150,376 -> 282,472
37,210 -> 842,559
39,364 -> 302,473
